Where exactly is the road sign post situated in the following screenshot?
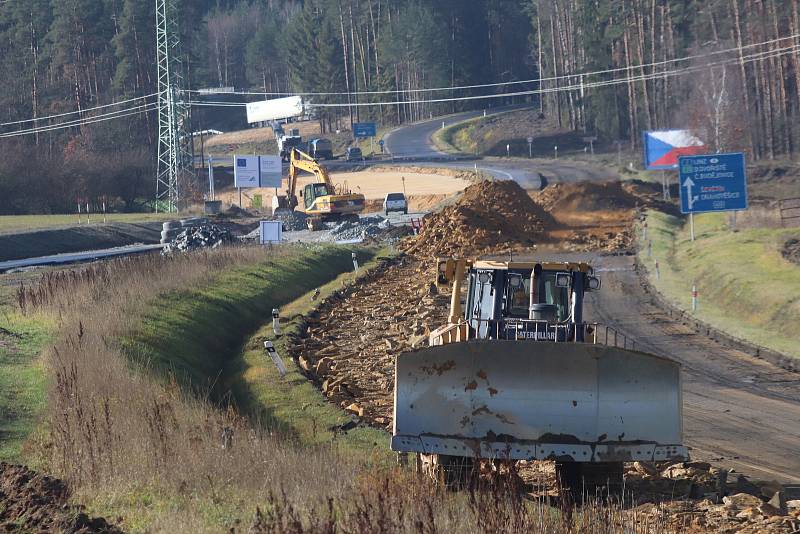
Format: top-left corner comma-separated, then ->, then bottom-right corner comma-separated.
527,136 -> 533,158
679,153 -> 748,230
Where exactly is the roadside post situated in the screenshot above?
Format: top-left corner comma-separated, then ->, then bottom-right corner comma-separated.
401,176 -> 406,196
86,202 -> 90,224
102,201 -> 107,224
647,240 -> 652,258
692,285 -> 698,312
442,121 -> 446,130
527,137 -> 533,158
583,136 -> 597,156
352,252 -> 359,273
77,202 -> 81,224
554,145 -> 558,159
272,308 -> 281,335
654,260 -> 660,280
642,221 -> 648,240
263,341 -> 287,378
678,153 -> 748,243
506,144 -> 510,157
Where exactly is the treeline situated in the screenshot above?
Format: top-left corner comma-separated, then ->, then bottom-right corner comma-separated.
532,0 -> 800,159
1,0 -> 798,213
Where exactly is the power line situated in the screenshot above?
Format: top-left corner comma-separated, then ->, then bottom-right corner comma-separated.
0,93 -> 158,128
188,44 -> 799,109
0,103 -> 157,139
188,33 -> 800,98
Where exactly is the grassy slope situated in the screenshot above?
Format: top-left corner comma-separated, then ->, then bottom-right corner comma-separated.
229,251 -> 397,456
126,247 -> 376,395
640,210 -> 800,358
0,223 -> 163,262
0,213 -> 172,233
0,307 -> 52,461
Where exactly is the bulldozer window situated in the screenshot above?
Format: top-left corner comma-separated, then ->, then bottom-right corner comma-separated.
506,275 -> 531,318
539,272 -> 570,322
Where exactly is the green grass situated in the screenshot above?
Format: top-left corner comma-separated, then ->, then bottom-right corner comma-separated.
125,246 -> 377,397
639,210 -> 800,358
0,213 -> 173,234
0,313 -> 53,461
228,250 -> 397,456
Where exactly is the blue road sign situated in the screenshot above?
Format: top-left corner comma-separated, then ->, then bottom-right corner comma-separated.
353,122 -> 377,138
678,153 -> 748,214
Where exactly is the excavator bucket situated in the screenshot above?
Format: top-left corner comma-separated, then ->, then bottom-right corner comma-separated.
392,340 -> 687,463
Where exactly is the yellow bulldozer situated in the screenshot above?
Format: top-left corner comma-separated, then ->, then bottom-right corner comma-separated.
272,148 -> 365,230
392,258 -> 687,489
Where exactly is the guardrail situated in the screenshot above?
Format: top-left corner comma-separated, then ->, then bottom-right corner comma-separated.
430,319 -> 637,351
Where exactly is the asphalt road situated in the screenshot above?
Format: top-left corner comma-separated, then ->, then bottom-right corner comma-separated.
383,107 -> 616,189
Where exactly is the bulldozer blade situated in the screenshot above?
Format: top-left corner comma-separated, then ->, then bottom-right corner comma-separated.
392,340 -> 687,463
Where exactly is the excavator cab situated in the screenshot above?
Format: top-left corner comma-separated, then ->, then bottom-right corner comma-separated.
302,183 -> 332,210
392,259 -> 687,487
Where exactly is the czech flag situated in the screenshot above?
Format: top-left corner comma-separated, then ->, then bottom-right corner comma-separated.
643,130 -> 705,170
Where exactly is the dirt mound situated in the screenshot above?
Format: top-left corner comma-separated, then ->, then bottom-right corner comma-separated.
783,238 -> 800,265
0,462 -> 122,533
403,180 -> 553,256
534,180 -> 640,214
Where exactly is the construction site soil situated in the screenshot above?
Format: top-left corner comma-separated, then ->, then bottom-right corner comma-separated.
0,462 -> 121,533
284,178 -> 800,532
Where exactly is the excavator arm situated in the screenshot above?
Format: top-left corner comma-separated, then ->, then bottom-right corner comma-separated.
288,148 -> 335,200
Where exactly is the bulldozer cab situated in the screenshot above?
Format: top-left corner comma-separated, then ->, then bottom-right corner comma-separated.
465,262 -> 597,342
302,183 -> 331,210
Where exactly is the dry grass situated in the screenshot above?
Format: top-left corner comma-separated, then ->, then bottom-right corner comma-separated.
17,245 -> 682,532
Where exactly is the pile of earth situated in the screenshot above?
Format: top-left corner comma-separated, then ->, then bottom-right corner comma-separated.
0,462 -> 122,533
783,238 -> 800,266
403,180 -> 553,257
534,180 -> 640,214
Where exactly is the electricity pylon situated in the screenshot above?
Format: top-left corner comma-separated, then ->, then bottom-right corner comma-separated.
155,0 -> 190,213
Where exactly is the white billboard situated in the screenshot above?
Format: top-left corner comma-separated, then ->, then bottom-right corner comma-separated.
234,155 -> 283,188
259,156 -> 282,188
246,96 -> 303,124
234,156 -> 260,188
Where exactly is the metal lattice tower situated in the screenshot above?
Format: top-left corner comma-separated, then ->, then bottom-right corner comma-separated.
155,0 -> 190,213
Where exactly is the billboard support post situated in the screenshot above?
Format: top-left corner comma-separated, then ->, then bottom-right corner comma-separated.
690,213 -> 695,242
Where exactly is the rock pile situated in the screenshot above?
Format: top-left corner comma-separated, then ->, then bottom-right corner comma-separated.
162,224 -> 233,253
403,180 -> 553,257
329,215 -> 390,241
271,210 -> 309,231
287,256 -> 448,428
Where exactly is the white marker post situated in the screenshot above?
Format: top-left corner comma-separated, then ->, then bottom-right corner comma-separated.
77,203 -> 81,224
692,285 -> 698,312
272,308 -> 281,335
554,146 -> 558,159
352,252 -> 359,273
506,144 -> 510,157
263,341 -> 287,377
527,137 -> 533,158
86,202 -> 90,225
654,260 -> 660,280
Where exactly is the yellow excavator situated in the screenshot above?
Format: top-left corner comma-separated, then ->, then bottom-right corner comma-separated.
392,258 -> 687,489
272,148 -> 365,230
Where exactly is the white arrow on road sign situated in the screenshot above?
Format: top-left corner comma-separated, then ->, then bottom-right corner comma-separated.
683,176 -> 697,210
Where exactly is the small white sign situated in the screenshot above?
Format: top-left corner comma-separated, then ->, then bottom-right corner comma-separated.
259,156 -> 283,188
527,137 -> 533,144
260,220 -> 282,244
234,155 -> 260,188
